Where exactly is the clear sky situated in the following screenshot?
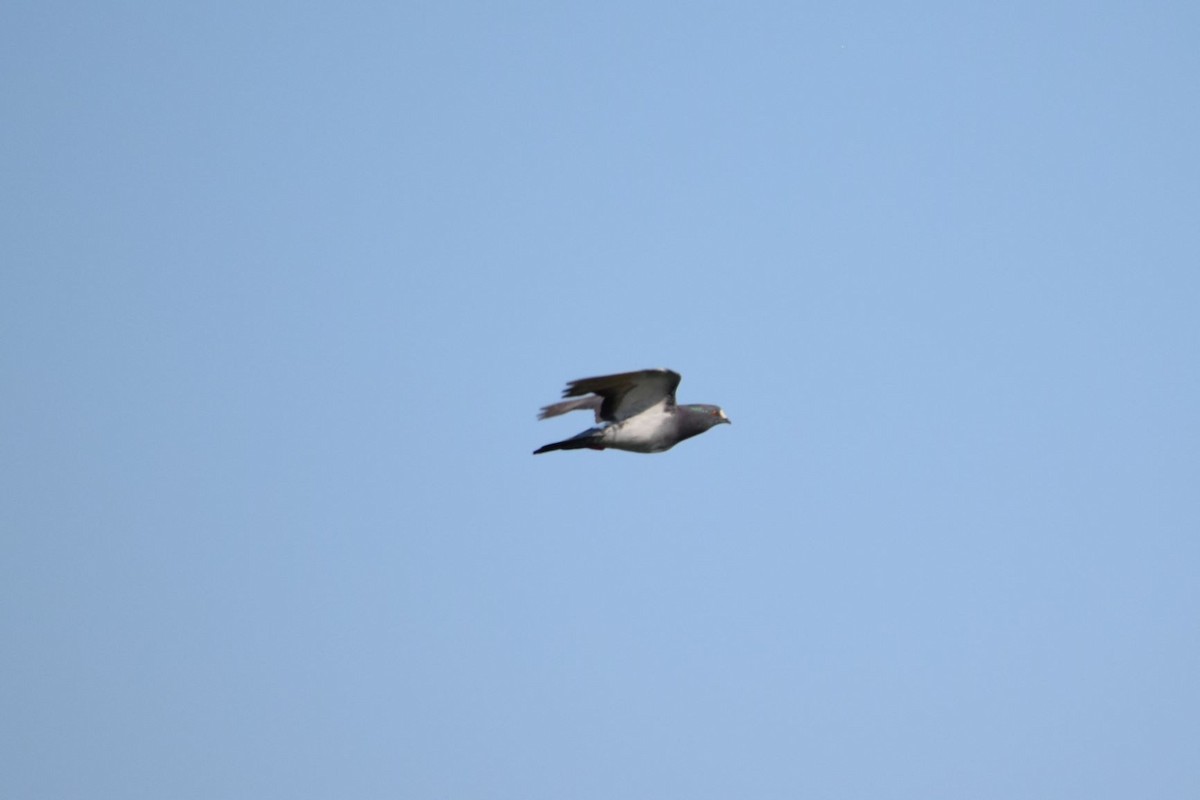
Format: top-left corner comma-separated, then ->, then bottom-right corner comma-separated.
3,3 -> 1198,798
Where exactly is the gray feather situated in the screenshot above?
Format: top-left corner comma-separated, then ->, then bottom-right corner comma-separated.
537,396 -> 603,422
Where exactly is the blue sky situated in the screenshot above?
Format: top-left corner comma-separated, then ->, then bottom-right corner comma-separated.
3,3 -> 1198,798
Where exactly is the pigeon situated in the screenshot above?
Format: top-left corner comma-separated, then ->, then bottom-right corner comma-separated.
533,368 -> 730,455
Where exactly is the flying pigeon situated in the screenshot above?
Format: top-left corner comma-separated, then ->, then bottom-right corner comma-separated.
533,368 -> 730,454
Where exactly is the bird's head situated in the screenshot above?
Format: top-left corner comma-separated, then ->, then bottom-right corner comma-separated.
685,404 -> 732,426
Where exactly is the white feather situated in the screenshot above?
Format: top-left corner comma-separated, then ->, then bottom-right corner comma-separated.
600,400 -> 674,453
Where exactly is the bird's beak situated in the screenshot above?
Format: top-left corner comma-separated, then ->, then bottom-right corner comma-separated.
719,411 -> 731,424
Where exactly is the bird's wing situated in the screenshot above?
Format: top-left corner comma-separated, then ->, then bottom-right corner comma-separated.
561,369 -> 681,422
538,396 -> 603,422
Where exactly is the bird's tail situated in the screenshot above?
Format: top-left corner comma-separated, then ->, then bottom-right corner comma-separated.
533,430 -> 605,455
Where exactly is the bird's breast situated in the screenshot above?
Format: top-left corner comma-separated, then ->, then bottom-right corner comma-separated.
603,403 -> 675,452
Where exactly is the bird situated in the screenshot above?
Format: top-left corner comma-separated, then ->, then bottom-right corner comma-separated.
533,368 -> 730,455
